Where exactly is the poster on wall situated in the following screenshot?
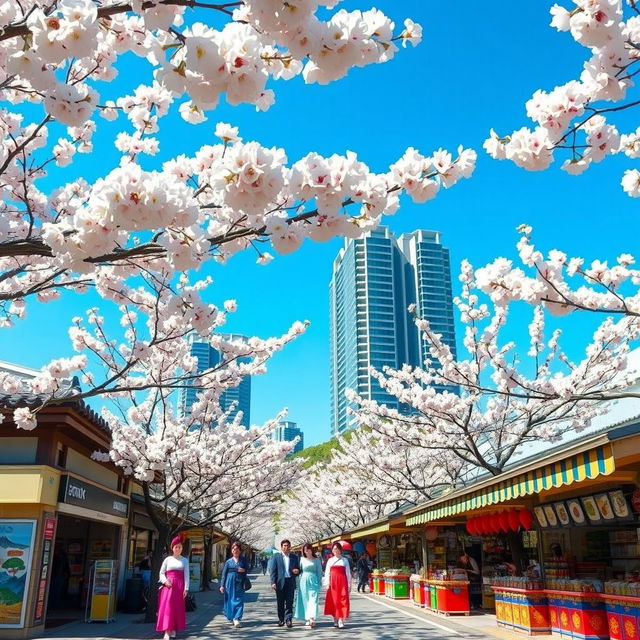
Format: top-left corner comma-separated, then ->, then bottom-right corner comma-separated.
33,515 -> 57,625
0,519 -> 37,629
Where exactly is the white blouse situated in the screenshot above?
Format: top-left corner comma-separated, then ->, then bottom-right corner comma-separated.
159,555 -> 190,591
323,556 -> 352,589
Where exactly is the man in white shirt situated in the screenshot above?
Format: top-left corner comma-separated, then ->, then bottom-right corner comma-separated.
269,540 -> 300,627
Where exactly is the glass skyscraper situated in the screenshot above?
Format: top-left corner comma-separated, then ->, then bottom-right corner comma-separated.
329,227 -> 457,437
180,333 -> 251,428
271,420 -> 305,455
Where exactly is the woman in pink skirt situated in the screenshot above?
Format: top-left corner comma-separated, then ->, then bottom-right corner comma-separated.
157,537 -> 189,640
323,542 -> 351,629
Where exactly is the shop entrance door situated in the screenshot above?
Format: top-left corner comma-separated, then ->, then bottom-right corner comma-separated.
46,515 -> 120,628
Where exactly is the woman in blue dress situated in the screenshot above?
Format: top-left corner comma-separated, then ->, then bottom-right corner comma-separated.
294,543 -> 323,628
220,541 -> 250,628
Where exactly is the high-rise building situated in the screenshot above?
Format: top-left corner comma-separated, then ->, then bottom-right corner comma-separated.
180,333 -> 251,428
271,420 -> 304,455
399,229 -> 458,368
329,226 -> 457,437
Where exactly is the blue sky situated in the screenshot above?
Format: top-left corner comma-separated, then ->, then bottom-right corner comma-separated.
3,2 -> 640,446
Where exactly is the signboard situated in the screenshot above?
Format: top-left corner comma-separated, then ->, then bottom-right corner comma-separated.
189,562 -> 201,592
537,490 -> 636,528
85,560 -> 117,622
0,520 -> 37,629
33,515 -> 57,625
58,475 -> 129,518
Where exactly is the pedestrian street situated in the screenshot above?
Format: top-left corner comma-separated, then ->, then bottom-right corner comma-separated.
35,571 -> 502,640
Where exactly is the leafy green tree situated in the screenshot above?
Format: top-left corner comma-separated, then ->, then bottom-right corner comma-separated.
2,557 -> 25,577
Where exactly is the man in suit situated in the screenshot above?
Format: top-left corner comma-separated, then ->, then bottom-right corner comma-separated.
269,539 -> 300,627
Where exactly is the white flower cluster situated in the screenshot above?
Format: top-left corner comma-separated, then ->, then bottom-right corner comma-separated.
484,0 -> 640,192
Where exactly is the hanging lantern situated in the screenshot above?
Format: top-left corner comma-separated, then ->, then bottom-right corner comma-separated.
466,519 -> 475,535
425,526 -> 439,542
499,511 -> 510,533
519,509 -> 534,530
492,513 -> 502,533
480,515 -> 490,534
508,510 -> 520,531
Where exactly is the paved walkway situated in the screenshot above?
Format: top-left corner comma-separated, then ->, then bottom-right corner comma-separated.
35,572 -> 518,640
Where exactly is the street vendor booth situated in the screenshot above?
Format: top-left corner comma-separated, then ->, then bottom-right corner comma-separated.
343,511 -> 421,600
403,421 -> 640,637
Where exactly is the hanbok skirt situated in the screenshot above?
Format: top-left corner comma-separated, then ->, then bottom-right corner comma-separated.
156,569 -> 186,632
324,565 -> 350,619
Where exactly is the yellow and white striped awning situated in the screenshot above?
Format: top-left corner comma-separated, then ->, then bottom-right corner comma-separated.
406,443 -> 615,526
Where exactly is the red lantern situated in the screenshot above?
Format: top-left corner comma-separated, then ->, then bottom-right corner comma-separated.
425,526 -> 439,542
480,515 -> 490,534
492,513 -> 502,533
465,520 -> 474,535
519,509 -> 534,530
499,511 -> 510,533
472,517 -> 481,535
508,510 -> 520,531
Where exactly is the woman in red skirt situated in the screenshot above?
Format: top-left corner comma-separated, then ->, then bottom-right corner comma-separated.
323,542 -> 352,629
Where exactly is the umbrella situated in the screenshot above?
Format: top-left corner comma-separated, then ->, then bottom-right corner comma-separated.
353,541 -> 365,553
261,546 -> 278,556
336,540 -> 353,551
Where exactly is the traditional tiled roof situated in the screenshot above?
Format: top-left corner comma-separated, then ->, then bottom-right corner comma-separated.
0,376 -> 110,434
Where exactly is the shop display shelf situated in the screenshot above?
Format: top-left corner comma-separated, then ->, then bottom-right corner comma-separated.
383,573 -> 410,600
544,590 -> 609,640
492,587 -> 551,636
372,575 -> 385,596
424,580 -> 470,616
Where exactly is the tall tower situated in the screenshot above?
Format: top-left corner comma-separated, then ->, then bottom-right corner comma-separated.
398,230 -> 458,366
180,333 -> 251,428
329,227 -> 457,437
329,227 -> 412,437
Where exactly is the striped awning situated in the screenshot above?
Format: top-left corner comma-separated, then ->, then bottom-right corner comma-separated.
350,523 -> 390,540
406,444 -> 615,526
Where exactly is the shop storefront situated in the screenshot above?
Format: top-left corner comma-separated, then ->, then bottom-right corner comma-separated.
401,424 -> 640,634
51,474 -> 129,623
0,398 -> 129,639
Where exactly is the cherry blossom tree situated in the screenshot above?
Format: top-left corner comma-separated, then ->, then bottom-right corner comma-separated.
0,2 -> 478,616
278,459 -> 392,545
0,0 -> 476,428
350,247 -> 640,479
484,0 -> 640,196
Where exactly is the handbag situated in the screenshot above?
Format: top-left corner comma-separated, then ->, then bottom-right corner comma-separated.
185,593 -> 197,612
242,575 -> 252,591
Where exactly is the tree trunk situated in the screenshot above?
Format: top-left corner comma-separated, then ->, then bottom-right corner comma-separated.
202,535 -> 213,591
144,525 -> 170,624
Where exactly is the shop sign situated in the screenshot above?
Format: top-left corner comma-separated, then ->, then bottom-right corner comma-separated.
58,475 -> 129,518
0,519 -> 37,629
33,515 -> 57,625
536,490 -> 634,528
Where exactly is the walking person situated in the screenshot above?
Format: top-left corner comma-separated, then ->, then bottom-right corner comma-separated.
356,552 -> 371,593
323,542 -> 351,629
260,557 -> 268,575
294,543 -> 322,628
157,537 -> 189,640
270,539 -> 300,628
220,541 -> 250,628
